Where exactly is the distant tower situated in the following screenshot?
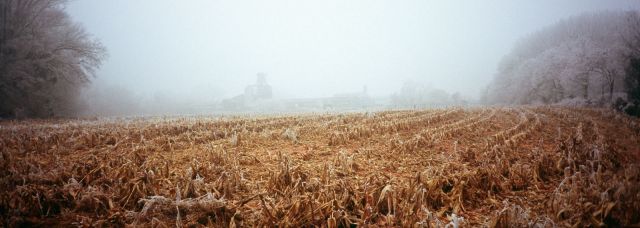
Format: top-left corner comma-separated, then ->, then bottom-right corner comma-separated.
246,72 -> 272,100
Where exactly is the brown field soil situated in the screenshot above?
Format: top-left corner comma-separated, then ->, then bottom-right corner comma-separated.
0,106 -> 639,227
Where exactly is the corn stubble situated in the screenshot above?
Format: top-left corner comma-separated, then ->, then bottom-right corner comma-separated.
0,107 -> 638,227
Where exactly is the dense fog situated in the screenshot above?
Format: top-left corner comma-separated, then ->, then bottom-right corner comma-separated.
2,0 -> 640,117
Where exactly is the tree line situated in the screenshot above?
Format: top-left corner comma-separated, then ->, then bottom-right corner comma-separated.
0,0 -> 105,118
484,11 -> 640,115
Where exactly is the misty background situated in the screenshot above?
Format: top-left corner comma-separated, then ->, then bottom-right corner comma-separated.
65,0 -> 639,114
3,1 -> 640,118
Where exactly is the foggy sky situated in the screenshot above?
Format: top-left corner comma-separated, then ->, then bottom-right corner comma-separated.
67,0 -> 640,101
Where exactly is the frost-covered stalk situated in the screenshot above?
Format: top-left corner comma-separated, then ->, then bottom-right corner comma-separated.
282,128 -> 298,143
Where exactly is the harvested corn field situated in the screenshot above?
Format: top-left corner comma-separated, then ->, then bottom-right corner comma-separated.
0,107 -> 639,227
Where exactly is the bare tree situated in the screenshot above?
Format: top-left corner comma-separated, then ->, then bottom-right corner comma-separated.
486,11 -> 636,106
0,0 -> 105,118
620,12 -> 640,115
622,12 -> 640,56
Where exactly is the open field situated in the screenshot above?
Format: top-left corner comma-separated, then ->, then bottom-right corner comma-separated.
0,107 -> 639,227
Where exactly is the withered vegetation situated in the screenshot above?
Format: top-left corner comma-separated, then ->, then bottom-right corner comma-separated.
0,107 -> 639,227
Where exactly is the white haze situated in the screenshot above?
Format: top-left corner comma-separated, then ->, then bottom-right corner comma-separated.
66,0 -> 640,111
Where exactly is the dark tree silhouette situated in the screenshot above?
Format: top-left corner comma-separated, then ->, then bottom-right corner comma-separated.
0,0 -> 106,118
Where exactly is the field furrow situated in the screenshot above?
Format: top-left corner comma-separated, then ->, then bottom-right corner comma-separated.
0,107 -> 638,227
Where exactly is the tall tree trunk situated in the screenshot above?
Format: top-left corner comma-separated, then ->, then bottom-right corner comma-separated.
609,78 -> 615,101
583,77 -> 590,99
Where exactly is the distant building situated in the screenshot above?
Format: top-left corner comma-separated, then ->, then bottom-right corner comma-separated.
323,86 -> 373,109
222,73 -> 273,110
244,73 -> 272,101
221,77 -> 380,112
